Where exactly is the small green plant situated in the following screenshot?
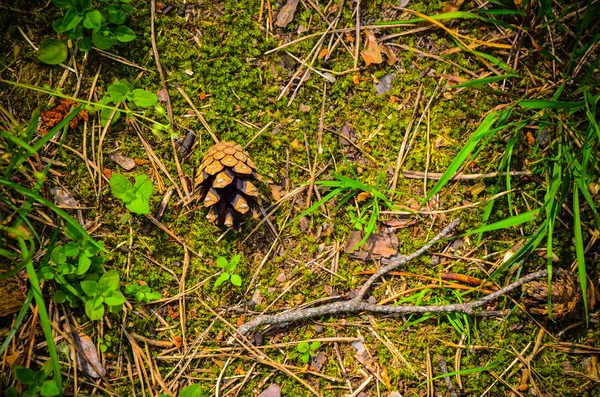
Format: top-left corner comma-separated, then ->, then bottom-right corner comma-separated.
98,80 -> 159,126
38,0 -> 136,64
214,255 -> 242,287
7,361 -> 60,397
296,341 -> 321,364
79,270 -> 126,320
109,173 -> 153,214
125,281 -> 162,303
37,225 -> 125,322
347,205 -> 369,231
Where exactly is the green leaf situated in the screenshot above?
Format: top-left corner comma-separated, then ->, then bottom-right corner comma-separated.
53,289 -> 67,303
40,380 -> 61,397
39,266 -> 55,281
131,89 -> 158,108
214,273 -> 230,287
63,242 -> 79,257
51,246 -> 67,265
180,383 -> 208,397
148,291 -> 162,300
83,10 -> 102,31
80,280 -> 98,297
126,197 -> 150,214
92,30 -> 115,50
110,174 -> 132,199
103,290 -> 126,306
519,100 -> 585,109
216,257 -> 228,268
453,74 -> 521,88
77,255 -> 92,275
124,283 -> 139,295
133,175 -> 153,200
37,39 -> 68,65
52,18 -> 65,33
99,270 -> 120,290
52,0 -> 72,8
62,9 -> 83,31
423,112 -> 499,205
230,274 -> 242,286
7,386 -> 18,397
309,341 -> 321,351
14,366 -> 35,384
85,299 -> 105,320
114,25 -> 136,42
230,254 -> 241,268
107,83 -> 130,102
297,341 -> 309,353
301,353 -> 310,363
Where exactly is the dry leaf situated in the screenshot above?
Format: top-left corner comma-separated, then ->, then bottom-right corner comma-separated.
199,91 -> 208,101
379,45 -> 398,65
352,72 -> 361,85
258,384 -> 281,397
157,88 -> 169,102
345,230 -> 399,261
71,331 -> 107,378
360,30 -> 383,66
270,184 -> 284,201
442,0 -> 465,13
275,0 -> 299,28
102,168 -> 112,179
318,48 -> 328,59
109,153 -> 136,170
310,351 -> 328,372
382,217 -> 416,230
276,272 -> 286,283
50,187 -> 79,207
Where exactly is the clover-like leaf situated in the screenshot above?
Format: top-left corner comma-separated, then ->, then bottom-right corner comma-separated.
85,298 -> 105,320
110,174 -> 132,200
131,89 -> 158,108
38,39 -> 68,65
114,25 -> 136,42
107,83 -> 129,102
80,280 -> 98,297
216,256 -> 228,269
230,274 -> 242,286
98,270 -> 120,290
297,341 -> 309,353
214,272 -> 230,287
77,254 -> 92,275
40,380 -> 61,397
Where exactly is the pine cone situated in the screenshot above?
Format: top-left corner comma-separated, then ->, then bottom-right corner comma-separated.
522,270 -> 582,320
195,141 -> 260,230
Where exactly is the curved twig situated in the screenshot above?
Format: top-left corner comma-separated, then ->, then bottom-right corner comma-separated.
234,218 -> 549,337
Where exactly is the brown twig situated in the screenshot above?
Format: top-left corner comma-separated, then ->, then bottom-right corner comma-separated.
234,218 -> 550,337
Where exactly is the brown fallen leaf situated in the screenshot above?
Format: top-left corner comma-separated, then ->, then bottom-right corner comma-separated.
71,331 -> 107,378
318,48 -> 328,59
270,184 -> 284,201
50,187 -> 79,207
382,217 -> 416,230
258,384 -> 281,397
310,351 -> 328,372
109,152 -> 136,170
360,30 -> 383,66
442,0 -> 465,13
345,230 -> 399,261
379,45 -> 398,65
275,0 -> 299,28
157,88 -> 169,102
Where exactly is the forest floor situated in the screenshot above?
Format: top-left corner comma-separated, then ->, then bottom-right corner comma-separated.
1,0 -> 599,396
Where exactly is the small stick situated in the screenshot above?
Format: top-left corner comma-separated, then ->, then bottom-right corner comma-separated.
437,355 -> 459,397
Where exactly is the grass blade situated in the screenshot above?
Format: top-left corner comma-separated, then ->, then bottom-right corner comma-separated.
572,188 -> 589,320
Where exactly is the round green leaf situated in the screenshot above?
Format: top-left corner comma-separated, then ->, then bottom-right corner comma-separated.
85,298 -> 105,320
92,30 -> 115,50
104,290 -> 126,306
53,289 -> 67,303
37,39 -> 68,65
80,280 -> 98,297
83,10 -> 102,31
230,274 -> 242,286
52,18 -> 65,33
40,380 -> 61,397
214,273 -> 230,287
77,255 -> 92,275
14,367 -> 35,385
52,0 -> 71,9
131,89 -> 158,108
216,256 -> 228,268
98,270 -> 120,290
114,25 -> 136,42
107,83 -> 129,102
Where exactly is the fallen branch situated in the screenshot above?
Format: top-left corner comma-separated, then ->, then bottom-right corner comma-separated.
234,218 -> 549,337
